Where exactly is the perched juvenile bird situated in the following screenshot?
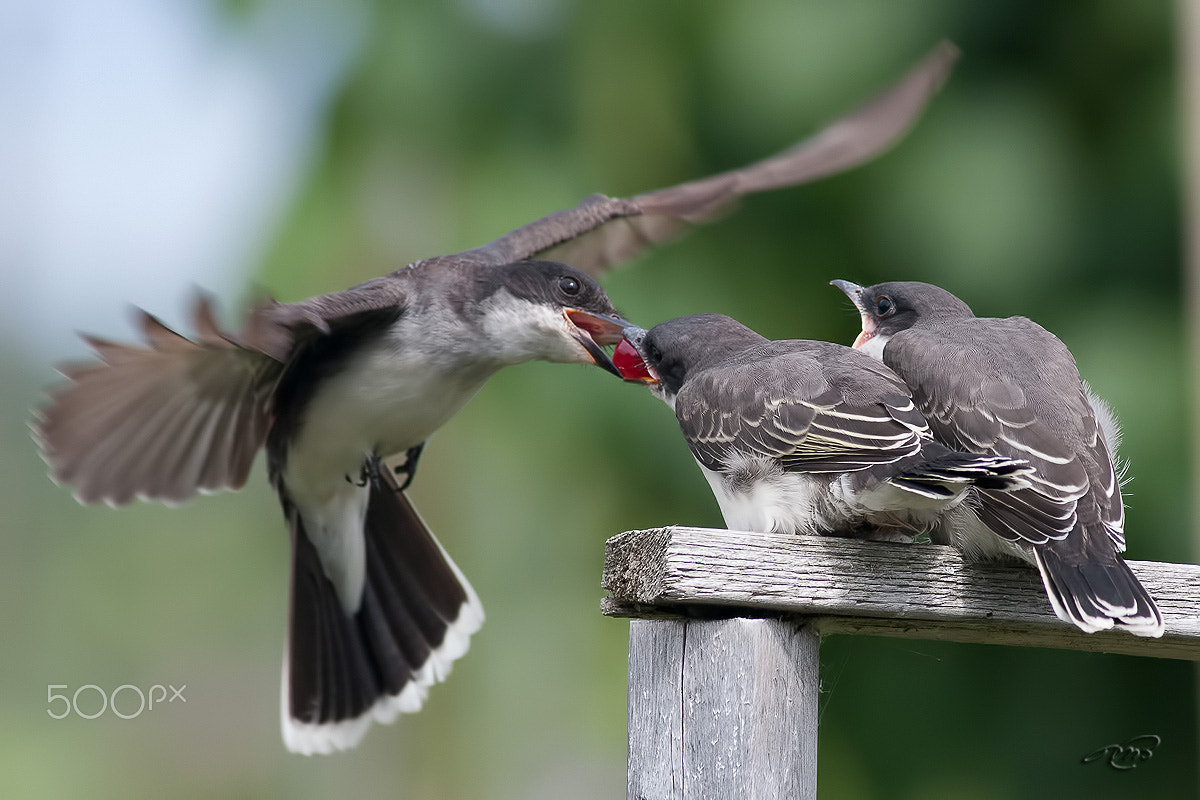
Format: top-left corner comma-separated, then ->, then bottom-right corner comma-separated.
613,314 -> 1031,540
832,279 -> 1164,637
33,41 -> 959,754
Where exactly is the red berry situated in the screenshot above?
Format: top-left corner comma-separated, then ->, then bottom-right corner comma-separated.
614,339 -> 655,382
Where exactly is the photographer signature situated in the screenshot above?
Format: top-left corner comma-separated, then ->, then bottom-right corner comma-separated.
1081,735 -> 1160,770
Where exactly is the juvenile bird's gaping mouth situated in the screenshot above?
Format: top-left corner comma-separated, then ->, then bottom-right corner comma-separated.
851,321 -> 877,350
830,279 -> 876,350
564,309 -> 631,377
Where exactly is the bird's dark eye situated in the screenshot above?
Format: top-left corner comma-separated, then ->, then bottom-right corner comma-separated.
558,276 -> 581,296
876,296 -> 895,316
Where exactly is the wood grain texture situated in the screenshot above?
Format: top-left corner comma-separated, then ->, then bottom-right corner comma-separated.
627,618 -> 818,800
603,527 -> 1200,660
627,619 -> 685,798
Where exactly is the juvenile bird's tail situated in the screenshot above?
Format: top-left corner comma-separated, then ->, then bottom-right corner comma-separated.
1033,538 -> 1164,637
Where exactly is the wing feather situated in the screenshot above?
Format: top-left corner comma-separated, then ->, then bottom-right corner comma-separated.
676,342 -> 925,475
36,268 -> 417,508
458,42 -> 959,275
885,317 -> 1124,547
35,297 -> 282,506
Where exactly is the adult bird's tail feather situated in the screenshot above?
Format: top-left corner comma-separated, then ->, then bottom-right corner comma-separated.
1033,539 -> 1163,638
281,468 -> 484,754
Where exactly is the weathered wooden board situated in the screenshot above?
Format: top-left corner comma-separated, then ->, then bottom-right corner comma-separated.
603,527 -> 1200,660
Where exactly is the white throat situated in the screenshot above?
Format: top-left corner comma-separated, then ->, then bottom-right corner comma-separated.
855,331 -> 890,361
478,292 -> 590,366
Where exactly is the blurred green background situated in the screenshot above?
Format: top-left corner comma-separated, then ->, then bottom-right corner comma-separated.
3,0 -> 1197,798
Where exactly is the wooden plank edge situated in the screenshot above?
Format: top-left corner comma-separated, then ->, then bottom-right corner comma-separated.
601,527 -> 1200,661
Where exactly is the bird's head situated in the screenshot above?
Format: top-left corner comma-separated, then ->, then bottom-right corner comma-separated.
478,260 -> 633,375
613,314 -> 766,405
831,279 -> 973,359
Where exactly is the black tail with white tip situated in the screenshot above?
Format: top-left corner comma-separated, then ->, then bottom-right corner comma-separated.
1034,539 -> 1163,637
281,467 -> 484,755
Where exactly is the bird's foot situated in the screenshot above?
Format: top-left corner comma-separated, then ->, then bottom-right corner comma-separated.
392,443 -> 425,491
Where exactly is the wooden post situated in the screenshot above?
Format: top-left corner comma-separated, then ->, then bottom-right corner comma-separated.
627,617 -> 819,800
604,526 -> 1200,798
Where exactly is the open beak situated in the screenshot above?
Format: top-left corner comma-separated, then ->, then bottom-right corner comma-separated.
830,279 -> 876,350
612,326 -> 658,384
564,309 -> 633,377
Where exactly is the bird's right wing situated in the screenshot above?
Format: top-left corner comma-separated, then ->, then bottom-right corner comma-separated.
676,344 -> 927,474
35,276 -> 412,507
35,296 -> 282,506
459,41 -> 959,275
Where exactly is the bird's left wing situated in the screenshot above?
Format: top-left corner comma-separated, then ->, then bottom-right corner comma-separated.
883,320 -> 1112,546
676,344 -> 927,474
458,41 -> 959,275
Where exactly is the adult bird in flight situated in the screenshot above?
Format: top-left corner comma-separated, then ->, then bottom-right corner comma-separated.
34,42 -> 959,753
612,314 -> 1031,539
833,279 -> 1163,637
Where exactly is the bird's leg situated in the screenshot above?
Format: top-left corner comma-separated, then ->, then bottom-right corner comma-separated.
345,454 -> 383,488
841,521 -> 918,544
392,443 -> 425,491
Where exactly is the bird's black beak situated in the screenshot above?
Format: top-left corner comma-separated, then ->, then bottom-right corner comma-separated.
612,326 -> 658,384
564,309 -> 633,378
830,279 -> 876,350
830,279 -> 867,312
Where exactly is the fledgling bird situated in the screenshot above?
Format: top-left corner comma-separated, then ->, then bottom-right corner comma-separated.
612,314 -> 1032,540
832,279 -> 1164,637
33,41 -> 959,754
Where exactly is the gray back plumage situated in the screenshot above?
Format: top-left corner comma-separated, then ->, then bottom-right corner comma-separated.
885,314 -> 1124,546
672,337 -> 928,475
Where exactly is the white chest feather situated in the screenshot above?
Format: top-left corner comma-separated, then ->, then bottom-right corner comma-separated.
285,321 -> 496,493
697,451 -> 950,538
281,318 -> 498,613
699,455 -> 828,535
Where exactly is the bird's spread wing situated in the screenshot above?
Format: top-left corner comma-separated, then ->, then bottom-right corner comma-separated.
35,296 -> 282,506
35,277 -> 411,506
35,40 -> 958,507
676,344 -> 927,475
458,41 -> 959,275
240,275 -> 411,361
885,320 -> 1123,547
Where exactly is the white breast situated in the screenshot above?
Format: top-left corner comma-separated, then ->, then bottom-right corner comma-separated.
284,315 -> 497,494
280,317 -> 499,613
698,454 -> 829,535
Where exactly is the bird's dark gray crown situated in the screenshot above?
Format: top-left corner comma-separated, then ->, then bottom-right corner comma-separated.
477,259 -> 619,316
642,314 -> 768,395
861,280 -> 974,334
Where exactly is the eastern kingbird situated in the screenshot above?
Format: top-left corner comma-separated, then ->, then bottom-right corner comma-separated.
38,259 -> 630,754
613,314 -> 1032,539
33,41 -> 958,754
833,279 -> 1164,637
